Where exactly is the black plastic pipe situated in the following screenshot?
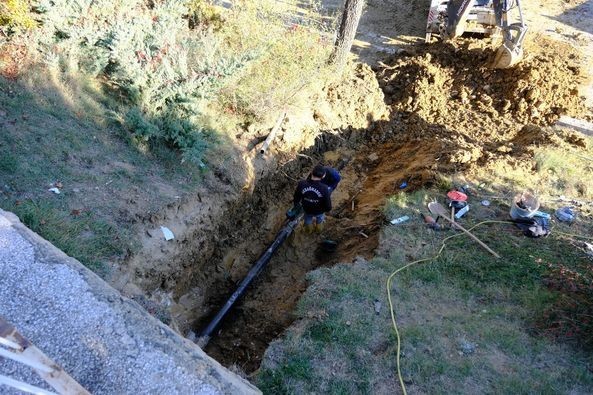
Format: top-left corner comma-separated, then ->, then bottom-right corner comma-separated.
197,216 -> 300,347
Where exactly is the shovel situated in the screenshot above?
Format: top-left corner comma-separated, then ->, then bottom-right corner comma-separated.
428,202 -> 500,259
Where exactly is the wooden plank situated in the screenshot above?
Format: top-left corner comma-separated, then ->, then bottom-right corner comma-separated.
0,374 -> 57,395
0,317 -> 91,395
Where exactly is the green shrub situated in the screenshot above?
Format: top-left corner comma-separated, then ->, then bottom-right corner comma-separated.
26,0 -> 333,164
0,0 -> 36,33
187,0 -> 224,30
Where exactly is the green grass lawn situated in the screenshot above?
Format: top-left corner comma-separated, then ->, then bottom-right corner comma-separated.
256,183 -> 593,394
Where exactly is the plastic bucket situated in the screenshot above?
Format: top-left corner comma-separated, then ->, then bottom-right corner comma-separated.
510,192 -> 540,219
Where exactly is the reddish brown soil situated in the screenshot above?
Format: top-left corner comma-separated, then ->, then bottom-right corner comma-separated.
196,35 -> 591,374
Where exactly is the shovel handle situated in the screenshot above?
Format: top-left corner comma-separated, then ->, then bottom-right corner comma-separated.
440,215 -> 500,258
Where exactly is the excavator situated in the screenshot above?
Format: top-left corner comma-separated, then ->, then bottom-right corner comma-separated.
425,0 -> 528,68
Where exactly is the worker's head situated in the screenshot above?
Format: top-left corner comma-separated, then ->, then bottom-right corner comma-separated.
311,164 -> 326,181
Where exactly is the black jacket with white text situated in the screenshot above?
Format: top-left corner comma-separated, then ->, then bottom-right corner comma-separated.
294,179 -> 332,216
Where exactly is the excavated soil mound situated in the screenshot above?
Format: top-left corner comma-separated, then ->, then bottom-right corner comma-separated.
372,35 -> 591,181
379,36 -> 590,134
176,36 -> 591,374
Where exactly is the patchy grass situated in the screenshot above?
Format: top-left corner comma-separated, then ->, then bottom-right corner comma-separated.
258,258 -> 399,394
9,199 -> 126,275
258,206 -> 593,393
257,136 -> 593,394
0,73 -> 203,274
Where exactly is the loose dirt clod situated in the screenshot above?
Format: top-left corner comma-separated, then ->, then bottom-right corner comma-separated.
380,36 -> 590,129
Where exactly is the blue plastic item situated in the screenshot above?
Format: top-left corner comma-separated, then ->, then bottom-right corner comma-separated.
532,211 -> 551,220
555,207 -> 576,223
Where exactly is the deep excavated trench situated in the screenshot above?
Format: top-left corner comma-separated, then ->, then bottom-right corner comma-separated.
182,128 -> 401,373
188,117 -> 494,372
192,122 -> 471,372
151,36 -> 590,374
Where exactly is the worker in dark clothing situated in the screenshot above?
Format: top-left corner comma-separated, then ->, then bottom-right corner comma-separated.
288,165 -> 333,233
308,165 -> 341,194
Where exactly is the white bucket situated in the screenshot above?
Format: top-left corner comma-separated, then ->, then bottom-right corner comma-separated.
510,192 -> 540,219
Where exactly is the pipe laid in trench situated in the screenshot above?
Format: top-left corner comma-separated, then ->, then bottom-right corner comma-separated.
196,216 -> 300,348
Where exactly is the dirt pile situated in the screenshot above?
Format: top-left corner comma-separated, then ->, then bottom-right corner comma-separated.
379,36 -> 590,132
315,63 -> 389,129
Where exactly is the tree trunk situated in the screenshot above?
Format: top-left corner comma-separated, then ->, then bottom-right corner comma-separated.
329,0 -> 365,72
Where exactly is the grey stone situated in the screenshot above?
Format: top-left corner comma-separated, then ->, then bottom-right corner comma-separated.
458,339 -> 477,355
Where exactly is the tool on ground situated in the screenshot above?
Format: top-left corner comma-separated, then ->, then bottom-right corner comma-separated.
422,213 -> 444,231
196,216 -> 301,347
426,0 -> 527,68
428,202 -> 500,258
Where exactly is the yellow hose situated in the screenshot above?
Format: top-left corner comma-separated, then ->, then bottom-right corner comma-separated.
387,220 -> 513,395
387,219 -> 593,394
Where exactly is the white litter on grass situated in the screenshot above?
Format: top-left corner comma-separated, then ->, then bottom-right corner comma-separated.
160,226 -> 174,241
48,188 -> 60,194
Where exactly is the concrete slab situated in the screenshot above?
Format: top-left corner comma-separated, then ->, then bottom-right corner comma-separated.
0,209 -> 260,395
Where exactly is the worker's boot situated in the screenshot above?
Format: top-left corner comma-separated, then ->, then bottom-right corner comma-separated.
314,222 -> 324,233
304,224 -> 314,234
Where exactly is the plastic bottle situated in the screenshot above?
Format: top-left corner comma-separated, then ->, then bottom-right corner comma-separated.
454,205 -> 470,219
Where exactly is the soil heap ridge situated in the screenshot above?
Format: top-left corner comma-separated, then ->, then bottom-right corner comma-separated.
379,36 -> 590,135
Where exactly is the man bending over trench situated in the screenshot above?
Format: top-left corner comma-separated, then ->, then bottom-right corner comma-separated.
288,164 -> 341,233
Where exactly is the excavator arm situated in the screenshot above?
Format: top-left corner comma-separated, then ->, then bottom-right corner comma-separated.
490,0 -> 528,68
426,0 -> 528,68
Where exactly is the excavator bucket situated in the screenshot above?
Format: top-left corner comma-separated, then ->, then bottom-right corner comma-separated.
492,40 -> 523,68
492,23 -> 527,68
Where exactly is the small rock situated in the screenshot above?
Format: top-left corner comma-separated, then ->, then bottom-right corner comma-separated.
368,152 -> 380,162
373,299 -> 382,315
458,340 -> 477,355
